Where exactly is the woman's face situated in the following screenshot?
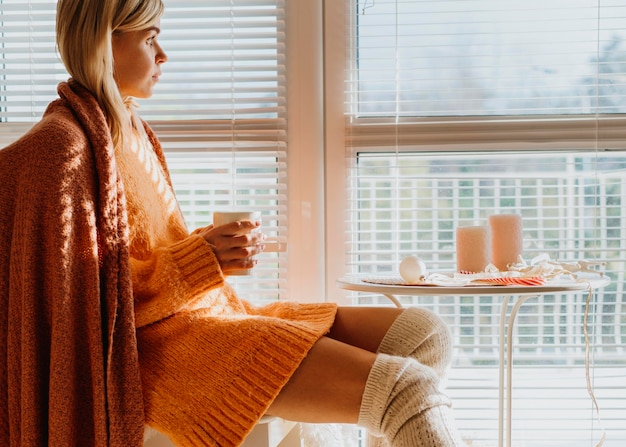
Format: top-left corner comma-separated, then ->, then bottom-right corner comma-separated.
112,19 -> 167,99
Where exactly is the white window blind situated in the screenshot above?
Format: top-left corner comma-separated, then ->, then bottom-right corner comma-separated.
0,0 -> 288,303
342,0 -> 626,445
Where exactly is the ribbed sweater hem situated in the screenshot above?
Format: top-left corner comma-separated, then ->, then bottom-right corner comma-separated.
138,302 -> 337,447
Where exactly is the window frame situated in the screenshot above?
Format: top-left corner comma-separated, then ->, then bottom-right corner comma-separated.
284,0 -> 327,303
323,0 -> 351,304
320,1 -> 626,442
321,0 -> 626,302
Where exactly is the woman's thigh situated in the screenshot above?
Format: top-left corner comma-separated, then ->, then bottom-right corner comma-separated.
267,307 -> 403,423
266,336 -> 376,423
327,306 -> 404,353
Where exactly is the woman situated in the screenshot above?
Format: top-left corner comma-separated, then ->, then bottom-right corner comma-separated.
0,0 -> 466,446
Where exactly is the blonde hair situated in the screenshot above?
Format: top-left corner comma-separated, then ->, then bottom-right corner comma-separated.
56,0 -> 164,151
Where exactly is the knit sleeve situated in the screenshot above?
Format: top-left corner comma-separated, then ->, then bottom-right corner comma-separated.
132,234 -> 225,328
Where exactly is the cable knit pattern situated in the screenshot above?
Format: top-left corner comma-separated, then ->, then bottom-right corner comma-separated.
367,307 -> 455,447
0,80 -> 338,447
377,307 -> 453,378
358,355 -> 464,447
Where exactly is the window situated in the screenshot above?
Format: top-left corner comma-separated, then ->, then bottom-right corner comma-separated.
0,0 -> 290,304
324,0 -> 626,445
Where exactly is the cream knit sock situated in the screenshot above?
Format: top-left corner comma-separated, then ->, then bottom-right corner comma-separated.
367,308 -> 455,447
378,307 -> 453,378
358,354 -> 466,447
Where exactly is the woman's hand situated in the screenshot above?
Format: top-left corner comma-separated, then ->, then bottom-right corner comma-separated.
198,219 -> 266,275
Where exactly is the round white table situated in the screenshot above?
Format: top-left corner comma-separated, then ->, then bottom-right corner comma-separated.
337,274 -> 610,447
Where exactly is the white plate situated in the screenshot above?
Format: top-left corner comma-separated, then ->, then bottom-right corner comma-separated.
359,271 -> 608,288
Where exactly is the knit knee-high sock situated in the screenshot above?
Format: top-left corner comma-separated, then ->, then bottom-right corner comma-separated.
367,308 -> 455,447
378,307 -> 453,378
358,354 -> 466,447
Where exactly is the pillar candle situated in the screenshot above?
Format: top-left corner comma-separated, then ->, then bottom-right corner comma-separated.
456,226 -> 491,273
489,213 -> 523,271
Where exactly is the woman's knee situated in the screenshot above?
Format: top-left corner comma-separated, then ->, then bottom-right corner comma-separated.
378,306 -> 453,376
410,307 -> 452,349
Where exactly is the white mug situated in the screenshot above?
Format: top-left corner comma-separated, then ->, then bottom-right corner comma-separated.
213,211 -> 262,275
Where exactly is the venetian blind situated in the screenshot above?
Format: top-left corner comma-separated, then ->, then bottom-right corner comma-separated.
0,0 -> 288,303
342,0 -> 626,445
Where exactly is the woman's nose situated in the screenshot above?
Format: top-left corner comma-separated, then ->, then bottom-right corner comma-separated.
156,44 -> 168,64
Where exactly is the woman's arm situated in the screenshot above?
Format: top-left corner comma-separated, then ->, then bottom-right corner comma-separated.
131,234 -> 225,327
132,219 -> 264,327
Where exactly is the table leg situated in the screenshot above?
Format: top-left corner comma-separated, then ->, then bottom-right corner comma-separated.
498,295 -> 511,447
499,294 -> 540,447
383,293 -> 404,309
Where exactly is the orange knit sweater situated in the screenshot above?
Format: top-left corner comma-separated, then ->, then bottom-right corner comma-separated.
0,80 -> 337,447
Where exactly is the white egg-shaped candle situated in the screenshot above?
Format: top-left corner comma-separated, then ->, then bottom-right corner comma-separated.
399,255 -> 428,283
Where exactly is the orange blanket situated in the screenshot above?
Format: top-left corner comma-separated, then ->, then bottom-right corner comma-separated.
0,80 -> 146,446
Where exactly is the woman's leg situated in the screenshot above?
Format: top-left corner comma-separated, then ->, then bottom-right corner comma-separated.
326,306 -> 456,446
328,306 -> 453,376
272,307 -> 460,447
267,336 -> 376,423
358,354 -> 465,446
267,335 -> 465,446
267,307 -> 404,422
326,306 -> 405,353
